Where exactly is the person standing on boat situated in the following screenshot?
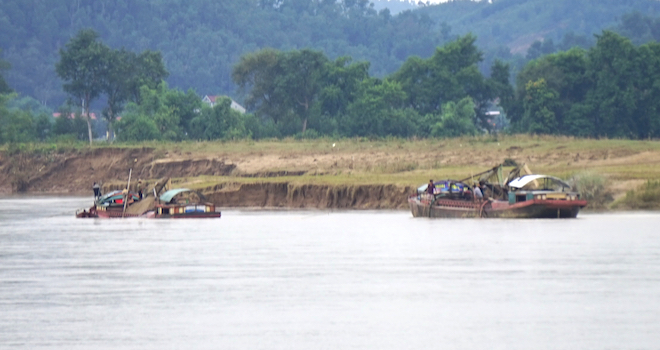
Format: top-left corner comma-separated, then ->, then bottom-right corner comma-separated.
93,182 -> 101,199
427,179 -> 436,198
473,183 -> 483,201
137,180 -> 143,200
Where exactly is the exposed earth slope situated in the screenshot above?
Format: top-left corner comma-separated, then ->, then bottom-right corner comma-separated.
1,136 -> 659,209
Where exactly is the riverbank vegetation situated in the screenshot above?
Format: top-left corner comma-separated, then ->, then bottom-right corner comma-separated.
612,180 -> 660,210
3,28 -> 660,145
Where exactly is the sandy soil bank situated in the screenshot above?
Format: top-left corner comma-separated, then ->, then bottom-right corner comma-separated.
1,137 -> 659,209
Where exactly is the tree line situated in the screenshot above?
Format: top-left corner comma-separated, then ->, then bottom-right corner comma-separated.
508,31 -> 660,138
1,28 -> 660,144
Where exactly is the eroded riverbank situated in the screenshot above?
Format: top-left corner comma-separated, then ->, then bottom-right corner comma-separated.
1,136 -> 659,209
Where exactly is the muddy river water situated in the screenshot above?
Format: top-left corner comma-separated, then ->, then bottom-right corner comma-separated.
1,196 -> 659,350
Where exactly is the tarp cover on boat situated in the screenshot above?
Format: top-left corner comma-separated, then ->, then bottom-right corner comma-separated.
508,175 -> 571,190
159,188 -> 193,203
96,190 -> 139,206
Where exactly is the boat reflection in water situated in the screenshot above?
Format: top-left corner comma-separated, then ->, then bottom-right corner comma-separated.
409,164 -> 588,218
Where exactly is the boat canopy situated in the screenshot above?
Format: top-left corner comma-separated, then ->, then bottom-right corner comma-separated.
96,190 -> 139,205
508,175 -> 571,191
159,188 -> 193,203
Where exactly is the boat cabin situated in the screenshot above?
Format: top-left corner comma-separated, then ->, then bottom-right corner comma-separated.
156,188 -> 220,217
507,175 -> 581,204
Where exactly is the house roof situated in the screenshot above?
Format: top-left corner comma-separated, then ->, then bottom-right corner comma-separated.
202,95 -> 246,113
203,95 -> 218,103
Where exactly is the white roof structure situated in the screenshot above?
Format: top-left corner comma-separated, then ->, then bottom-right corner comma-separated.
508,175 -> 569,189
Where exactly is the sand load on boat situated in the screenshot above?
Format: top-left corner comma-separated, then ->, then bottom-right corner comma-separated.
124,196 -> 156,215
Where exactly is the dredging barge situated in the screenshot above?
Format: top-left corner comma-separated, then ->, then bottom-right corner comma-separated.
76,176 -> 221,219
408,164 -> 588,219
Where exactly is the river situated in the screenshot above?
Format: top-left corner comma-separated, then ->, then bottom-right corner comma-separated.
1,196 -> 659,350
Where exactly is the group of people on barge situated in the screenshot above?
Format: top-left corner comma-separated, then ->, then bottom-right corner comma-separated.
426,179 -> 484,202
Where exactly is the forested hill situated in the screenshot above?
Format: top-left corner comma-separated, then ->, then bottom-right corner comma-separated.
425,0 -> 660,54
2,0 -> 660,109
0,0 -> 447,108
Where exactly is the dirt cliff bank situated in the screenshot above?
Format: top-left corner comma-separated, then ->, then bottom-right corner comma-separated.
204,182 -> 415,209
0,147 -> 235,193
2,137 -> 659,209
0,147 -> 415,209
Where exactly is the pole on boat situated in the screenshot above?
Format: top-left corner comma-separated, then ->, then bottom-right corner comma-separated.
122,168 -> 132,218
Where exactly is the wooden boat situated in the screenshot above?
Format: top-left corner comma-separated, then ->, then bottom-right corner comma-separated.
409,166 -> 588,219
75,190 -> 141,218
77,188 -> 221,219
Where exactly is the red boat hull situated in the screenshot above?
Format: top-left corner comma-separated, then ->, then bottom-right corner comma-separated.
409,196 -> 587,219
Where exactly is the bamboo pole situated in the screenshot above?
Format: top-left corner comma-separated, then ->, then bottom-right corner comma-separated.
122,168 -> 132,218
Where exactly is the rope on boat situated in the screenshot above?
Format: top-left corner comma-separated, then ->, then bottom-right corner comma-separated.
479,199 -> 490,218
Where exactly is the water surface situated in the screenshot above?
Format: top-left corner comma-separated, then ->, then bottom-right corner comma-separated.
1,196 -> 659,349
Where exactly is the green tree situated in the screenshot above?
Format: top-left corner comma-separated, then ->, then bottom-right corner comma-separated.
232,48 -> 283,123
521,79 -> 559,134
343,78 -> 417,137
114,82 -> 199,141
101,48 -> 169,140
0,49 -> 12,94
512,48 -> 589,134
115,113 -> 161,142
488,60 -> 514,118
33,113 -> 52,141
278,49 -> 329,133
190,97 -> 248,140
55,29 -> 110,145
431,97 -> 478,137
133,82 -> 181,140
392,34 -> 492,129
127,50 -> 169,104
52,105 -> 90,141
634,41 -> 660,138
0,93 -> 35,143
233,48 -> 332,135
311,57 -> 370,135
584,31 -> 638,138
101,48 -> 133,141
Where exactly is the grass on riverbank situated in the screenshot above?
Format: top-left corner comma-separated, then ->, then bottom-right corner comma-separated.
612,180 -> 660,210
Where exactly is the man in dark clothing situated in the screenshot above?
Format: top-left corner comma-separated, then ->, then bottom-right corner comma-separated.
92,182 -> 101,199
137,180 -> 143,200
427,179 -> 436,197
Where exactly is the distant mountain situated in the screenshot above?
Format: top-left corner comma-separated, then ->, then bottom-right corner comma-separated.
2,0 -> 660,109
421,0 -> 660,54
0,0 -> 449,108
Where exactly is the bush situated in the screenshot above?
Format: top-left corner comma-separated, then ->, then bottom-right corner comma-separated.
294,129 -> 321,139
613,180 -> 660,210
116,114 -> 161,141
568,172 -> 613,209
